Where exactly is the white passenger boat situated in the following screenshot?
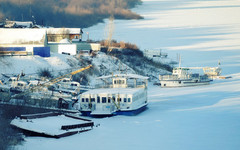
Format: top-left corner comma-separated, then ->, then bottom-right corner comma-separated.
159,67 -> 212,87
77,74 -> 149,116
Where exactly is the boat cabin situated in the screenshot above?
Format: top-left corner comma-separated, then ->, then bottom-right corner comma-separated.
112,77 -> 127,88
56,78 -> 81,95
8,77 -> 18,87
10,81 -> 28,93
172,67 -> 190,78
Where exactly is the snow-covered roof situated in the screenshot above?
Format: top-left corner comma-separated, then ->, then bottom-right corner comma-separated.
15,21 -> 33,27
82,87 -> 144,95
46,28 -> 83,35
10,114 -> 92,136
97,74 -> 149,80
59,38 -> 71,44
5,21 -> 33,28
0,29 -> 46,45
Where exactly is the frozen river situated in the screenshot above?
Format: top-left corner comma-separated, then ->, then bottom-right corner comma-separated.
17,0 -> 240,150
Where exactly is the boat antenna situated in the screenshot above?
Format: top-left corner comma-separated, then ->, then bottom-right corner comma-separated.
179,54 -> 181,68
218,60 -> 221,67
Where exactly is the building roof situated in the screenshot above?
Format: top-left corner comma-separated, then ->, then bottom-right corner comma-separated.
0,29 -> 46,45
5,21 -> 33,28
46,28 -> 83,35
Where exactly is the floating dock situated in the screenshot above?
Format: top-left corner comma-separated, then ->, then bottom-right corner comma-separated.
10,112 -> 94,138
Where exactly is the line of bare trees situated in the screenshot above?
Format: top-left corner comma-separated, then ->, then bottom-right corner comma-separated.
0,0 -> 142,27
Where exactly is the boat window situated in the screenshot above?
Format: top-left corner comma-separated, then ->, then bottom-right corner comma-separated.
97,96 -> 100,103
91,98 -> 95,102
18,83 -> 24,86
114,80 -> 117,84
112,96 -> 115,102
71,83 -> 78,86
102,97 -> 107,103
124,98 -> 127,103
128,98 -> 131,103
82,98 -> 84,102
108,97 -> 111,103
86,98 -> 89,103
117,98 -> 121,102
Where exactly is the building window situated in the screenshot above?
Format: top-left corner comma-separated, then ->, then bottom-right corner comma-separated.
102,97 -> 107,103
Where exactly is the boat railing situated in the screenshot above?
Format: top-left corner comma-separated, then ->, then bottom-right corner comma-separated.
159,75 -> 191,80
159,75 -> 178,80
94,83 -> 146,89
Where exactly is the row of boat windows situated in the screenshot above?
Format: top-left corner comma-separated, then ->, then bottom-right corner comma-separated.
82,97 -> 131,103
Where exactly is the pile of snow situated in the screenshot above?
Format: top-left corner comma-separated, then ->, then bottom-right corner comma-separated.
59,38 -> 71,44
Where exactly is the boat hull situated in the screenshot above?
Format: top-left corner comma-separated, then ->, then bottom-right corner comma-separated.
115,104 -> 148,116
80,104 -> 148,117
160,80 -> 210,87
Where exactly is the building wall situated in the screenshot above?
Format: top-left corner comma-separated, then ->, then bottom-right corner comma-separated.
0,44 -> 45,53
90,43 -> 101,51
76,42 -> 101,51
47,43 -> 77,55
69,34 -> 82,40
47,34 -> 70,43
47,44 -> 59,53
58,44 -> 77,55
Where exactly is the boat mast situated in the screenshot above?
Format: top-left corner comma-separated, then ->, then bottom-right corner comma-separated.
178,54 -> 181,68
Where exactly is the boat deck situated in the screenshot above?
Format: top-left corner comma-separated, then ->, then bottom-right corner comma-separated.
10,112 -> 94,138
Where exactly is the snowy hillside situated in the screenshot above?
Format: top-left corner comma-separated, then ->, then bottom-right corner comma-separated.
0,52 -> 170,85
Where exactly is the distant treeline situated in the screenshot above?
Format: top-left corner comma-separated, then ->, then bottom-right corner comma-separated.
0,0 -> 142,28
